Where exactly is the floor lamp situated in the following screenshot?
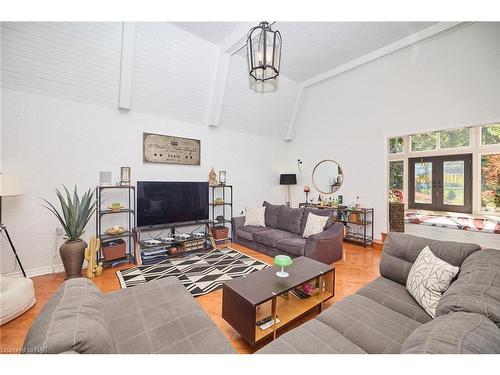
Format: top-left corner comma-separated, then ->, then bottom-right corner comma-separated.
280,174 -> 297,207
0,174 -> 26,277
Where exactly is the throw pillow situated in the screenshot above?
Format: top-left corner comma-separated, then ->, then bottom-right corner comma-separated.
406,246 -> 459,318
302,213 -> 329,238
244,207 -> 266,227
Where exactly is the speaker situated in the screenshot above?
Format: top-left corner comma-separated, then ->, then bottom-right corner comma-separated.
99,171 -> 112,186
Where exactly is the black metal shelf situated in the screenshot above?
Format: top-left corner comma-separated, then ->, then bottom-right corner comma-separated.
210,185 -> 233,242
96,186 -> 136,265
338,208 -> 374,248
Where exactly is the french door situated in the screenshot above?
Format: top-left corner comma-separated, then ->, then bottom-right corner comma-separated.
408,154 -> 472,213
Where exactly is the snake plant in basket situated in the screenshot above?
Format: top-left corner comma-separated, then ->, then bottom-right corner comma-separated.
42,186 -> 95,278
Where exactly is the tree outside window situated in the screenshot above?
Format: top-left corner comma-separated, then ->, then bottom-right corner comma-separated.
440,128 -> 470,149
389,160 -> 404,202
411,132 -> 437,152
389,137 -> 404,154
481,124 -> 500,146
481,153 -> 500,212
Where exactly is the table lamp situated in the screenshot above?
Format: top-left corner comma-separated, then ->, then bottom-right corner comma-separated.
280,174 -> 297,207
0,174 -> 26,277
274,255 -> 293,278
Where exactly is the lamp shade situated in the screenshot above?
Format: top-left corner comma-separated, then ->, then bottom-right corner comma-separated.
0,175 -> 23,196
280,174 -> 297,185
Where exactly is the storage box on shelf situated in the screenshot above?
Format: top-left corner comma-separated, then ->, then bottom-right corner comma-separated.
209,184 -> 233,243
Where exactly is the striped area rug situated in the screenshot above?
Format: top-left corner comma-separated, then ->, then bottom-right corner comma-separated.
116,247 -> 269,297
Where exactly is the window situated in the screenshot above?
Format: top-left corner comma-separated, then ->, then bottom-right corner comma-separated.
440,128 -> 470,149
481,153 -> 500,213
481,124 -> 500,146
389,160 -> 404,190
411,132 -> 437,152
389,137 -> 404,154
409,154 -> 472,213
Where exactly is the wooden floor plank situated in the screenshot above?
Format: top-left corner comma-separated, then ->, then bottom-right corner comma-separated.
0,242 -> 381,354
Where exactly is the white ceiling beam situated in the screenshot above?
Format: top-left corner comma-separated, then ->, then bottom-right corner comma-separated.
284,22 -> 471,141
118,22 -> 135,110
207,22 -> 255,126
207,52 -> 230,127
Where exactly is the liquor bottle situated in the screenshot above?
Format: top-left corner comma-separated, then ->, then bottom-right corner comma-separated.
318,194 -> 322,204
355,196 -> 361,210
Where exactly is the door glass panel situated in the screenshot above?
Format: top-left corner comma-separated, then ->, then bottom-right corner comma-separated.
443,161 -> 465,206
414,162 -> 432,204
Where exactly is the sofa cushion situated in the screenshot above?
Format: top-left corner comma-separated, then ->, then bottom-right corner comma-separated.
256,318 -> 366,354
23,278 -> 117,354
300,208 -> 335,235
316,294 -> 421,353
263,201 -> 282,228
276,206 -> 304,235
236,226 -> 272,242
437,270 -> 500,327
458,248 -> 500,278
253,229 -> 295,248
406,246 -> 459,318
402,312 -> 500,354
104,277 -> 234,354
356,277 -> 432,324
380,232 -> 480,286
276,236 -> 307,257
244,206 -> 265,227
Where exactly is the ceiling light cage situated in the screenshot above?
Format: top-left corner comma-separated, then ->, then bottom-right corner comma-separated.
246,21 -> 282,82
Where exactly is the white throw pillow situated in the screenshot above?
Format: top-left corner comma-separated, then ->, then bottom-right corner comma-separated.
302,213 -> 329,238
406,246 -> 459,318
244,207 -> 266,227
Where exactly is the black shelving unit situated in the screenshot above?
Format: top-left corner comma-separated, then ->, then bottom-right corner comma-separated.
209,184 -> 233,243
95,185 -> 136,265
337,208 -> 374,248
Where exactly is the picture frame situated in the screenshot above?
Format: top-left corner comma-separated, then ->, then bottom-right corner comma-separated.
143,132 -> 201,165
120,167 -> 131,185
219,170 -> 227,185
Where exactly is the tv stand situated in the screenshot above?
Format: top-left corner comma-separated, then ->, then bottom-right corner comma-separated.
135,220 -> 215,265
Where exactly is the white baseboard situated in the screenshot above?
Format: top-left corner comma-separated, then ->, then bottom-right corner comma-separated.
3,261 -> 89,278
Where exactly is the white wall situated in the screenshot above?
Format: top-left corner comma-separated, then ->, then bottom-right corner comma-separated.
286,22 -> 500,238
0,89 -> 287,275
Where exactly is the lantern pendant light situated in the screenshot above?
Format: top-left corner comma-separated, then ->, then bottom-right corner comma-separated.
246,21 -> 282,82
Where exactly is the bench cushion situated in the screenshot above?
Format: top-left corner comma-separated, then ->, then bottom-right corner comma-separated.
316,294 -> 421,353
23,278 -> 116,354
253,229 -> 295,248
276,206 -> 304,235
263,201 -> 282,228
356,277 -> 431,324
236,226 -> 271,242
402,312 -> 500,354
380,232 -> 480,286
276,236 -> 307,257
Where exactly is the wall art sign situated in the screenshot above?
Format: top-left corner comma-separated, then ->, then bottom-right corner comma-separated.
143,132 -> 201,165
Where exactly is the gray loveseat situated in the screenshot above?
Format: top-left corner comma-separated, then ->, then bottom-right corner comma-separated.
233,202 -> 344,264
258,233 -> 500,354
22,277 -> 234,354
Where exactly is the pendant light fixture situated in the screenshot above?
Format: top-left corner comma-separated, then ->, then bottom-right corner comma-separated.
246,21 -> 282,82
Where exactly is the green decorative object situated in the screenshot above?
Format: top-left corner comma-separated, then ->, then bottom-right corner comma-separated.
274,255 -> 292,278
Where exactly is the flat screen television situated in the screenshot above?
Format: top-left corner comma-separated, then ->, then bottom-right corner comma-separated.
137,181 -> 209,228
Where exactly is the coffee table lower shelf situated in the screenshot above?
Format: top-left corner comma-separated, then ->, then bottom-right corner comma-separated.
222,261 -> 335,347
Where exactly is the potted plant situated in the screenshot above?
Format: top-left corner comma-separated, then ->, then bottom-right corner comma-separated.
42,186 -> 95,278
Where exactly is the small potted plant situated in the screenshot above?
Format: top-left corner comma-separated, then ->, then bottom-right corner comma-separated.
42,186 -> 95,278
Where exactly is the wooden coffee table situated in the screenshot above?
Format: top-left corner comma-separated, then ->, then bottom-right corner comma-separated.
222,256 -> 335,346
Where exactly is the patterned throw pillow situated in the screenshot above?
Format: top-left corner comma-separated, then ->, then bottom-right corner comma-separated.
406,246 -> 459,318
244,207 -> 266,227
302,212 -> 330,238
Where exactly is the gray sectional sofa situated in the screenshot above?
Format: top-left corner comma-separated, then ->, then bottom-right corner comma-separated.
258,232 -> 500,354
233,201 -> 344,264
22,277 -> 234,354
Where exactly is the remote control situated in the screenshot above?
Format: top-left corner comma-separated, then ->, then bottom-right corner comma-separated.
256,316 -> 272,326
258,318 -> 280,331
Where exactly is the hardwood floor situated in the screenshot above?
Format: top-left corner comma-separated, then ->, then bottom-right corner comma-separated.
0,242 -> 381,354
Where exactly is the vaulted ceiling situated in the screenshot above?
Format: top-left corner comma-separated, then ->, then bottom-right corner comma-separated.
1,21 -> 444,141
172,22 -> 436,82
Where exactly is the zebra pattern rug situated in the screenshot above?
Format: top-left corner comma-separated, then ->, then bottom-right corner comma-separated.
116,247 -> 269,297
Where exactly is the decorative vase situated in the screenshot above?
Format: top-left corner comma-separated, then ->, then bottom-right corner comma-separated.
59,239 -> 86,279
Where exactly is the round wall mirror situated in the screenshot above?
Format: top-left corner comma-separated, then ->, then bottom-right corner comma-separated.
312,160 -> 344,194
